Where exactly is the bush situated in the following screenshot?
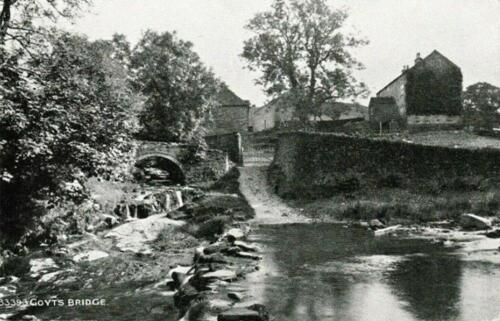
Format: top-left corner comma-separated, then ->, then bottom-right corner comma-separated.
188,216 -> 230,240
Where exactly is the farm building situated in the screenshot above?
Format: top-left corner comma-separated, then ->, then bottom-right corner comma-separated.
208,85 -> 251,135
372,50 -> 463,131
251,98 -> 367,132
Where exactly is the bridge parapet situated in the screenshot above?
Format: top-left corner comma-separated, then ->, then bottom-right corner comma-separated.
135,140 -> 192,160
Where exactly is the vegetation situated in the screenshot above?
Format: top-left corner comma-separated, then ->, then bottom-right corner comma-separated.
131,30 -> 222,144
0,2 -> 222,246
463,82 -> 500,129
242,0 -> 368,123
0,0 -> 140,241
405,64 -> 463,116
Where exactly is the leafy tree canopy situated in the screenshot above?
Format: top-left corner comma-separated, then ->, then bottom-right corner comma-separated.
0,30 -> 138,236
242,0 -> 368,122
131,30 -> 221,143
464,82 -> 500,114
463,82 -> 500,128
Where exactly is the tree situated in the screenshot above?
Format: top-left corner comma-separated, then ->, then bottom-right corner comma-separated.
0,0 -> 91,45
242,0 -> 368,123
131,30 -> 221,143
463,82 -> 500,128
0,31 -> 137,238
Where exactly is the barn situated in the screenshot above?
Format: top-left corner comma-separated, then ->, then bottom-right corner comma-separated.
372,50 -> 463,131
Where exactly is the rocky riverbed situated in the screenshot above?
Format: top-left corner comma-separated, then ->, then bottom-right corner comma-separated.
0,168 -> 270,321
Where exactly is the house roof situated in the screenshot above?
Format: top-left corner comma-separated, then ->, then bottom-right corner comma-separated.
376,50 -> 459,96
217,84 -> 250,107
369,97 -> 397,106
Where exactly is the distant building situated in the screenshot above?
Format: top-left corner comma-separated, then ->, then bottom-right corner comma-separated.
251,98 -> 367,132
209,85 -> 251,135
368,97 -> 400,132
372,50 -> 463,131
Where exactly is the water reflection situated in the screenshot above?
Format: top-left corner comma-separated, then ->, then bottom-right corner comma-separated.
387,255 -> 462,321
245,223 -> 499,321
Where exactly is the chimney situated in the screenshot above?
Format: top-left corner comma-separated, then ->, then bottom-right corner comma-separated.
402,65 -> 409,73
415,52 -> 423,65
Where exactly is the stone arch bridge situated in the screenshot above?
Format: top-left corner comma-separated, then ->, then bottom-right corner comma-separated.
134,140 -> 193,185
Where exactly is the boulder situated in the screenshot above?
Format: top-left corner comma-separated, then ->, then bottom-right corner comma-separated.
29,258 -> 58,277
227,292 -> 243,302
234,241 -> 260,252
233,252 -> 262,260
201,270 -> 237,282
460,214 -> 492,230
374,225 -> 402,237
0,285 -> 16,299
217,308 -> 261,321
174,282 -> 201,310
369,219 -> 384,230
73,250 -> 109,263
225,228 -> 246,242
38,271 -> 64,283
198,253 -> 228,264
485,229 -> 500,239
204,242 -> 232,255
218,305 -> 269,321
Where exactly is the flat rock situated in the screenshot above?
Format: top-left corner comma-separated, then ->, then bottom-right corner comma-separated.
209,299 -> 233,311
227,292 -> 243,301
199,253 -> 229,264
234,241 -> 260,252
485,229 -> 500,239
369,219 -> 385,229
29,258 -> 58,277
235,252 -> 262,260
460,214 -> 492,230
217,308 -> 262,321
374,225 -> 402,236
202,270 -> 237,281
73,250 -> 109,263
168,265 -> 193,279
225,228 -> 246,241
38,271 -> 64,283
0,285 -> 16,299
205,242 -> 232,254
105,214 -> 184,254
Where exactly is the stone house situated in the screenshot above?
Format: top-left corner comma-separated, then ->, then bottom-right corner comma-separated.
372,50 -> 463,131
209,85 -> 251,135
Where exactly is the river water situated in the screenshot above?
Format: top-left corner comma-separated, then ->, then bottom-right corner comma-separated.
243,223 -> 500,321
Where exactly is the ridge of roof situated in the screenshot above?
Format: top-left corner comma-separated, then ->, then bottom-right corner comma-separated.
376,50 -> 460,96
218,84 -> 250,107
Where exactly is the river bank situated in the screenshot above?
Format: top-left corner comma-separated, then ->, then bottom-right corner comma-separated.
0,167 -> 268,321
236,155 -> 500,321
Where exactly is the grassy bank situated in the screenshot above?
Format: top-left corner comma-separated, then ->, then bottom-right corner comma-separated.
288,186 -> 500,224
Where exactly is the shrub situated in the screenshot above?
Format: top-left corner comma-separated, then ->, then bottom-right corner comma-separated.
190,216 -> 230,240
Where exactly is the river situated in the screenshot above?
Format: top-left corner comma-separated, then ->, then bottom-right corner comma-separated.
240,223 -> 500,321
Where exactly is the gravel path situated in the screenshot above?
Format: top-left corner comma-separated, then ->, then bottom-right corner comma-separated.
238,153 -> 310,225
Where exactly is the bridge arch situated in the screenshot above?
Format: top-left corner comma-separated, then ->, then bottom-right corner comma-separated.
134,153 -> 186,185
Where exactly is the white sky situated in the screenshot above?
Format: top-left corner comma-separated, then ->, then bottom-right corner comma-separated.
68,0 -> 500,106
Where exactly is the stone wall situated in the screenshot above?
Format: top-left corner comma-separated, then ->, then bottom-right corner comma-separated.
271,132 -> 500,197
205,133 -> 243,165
407,115 -> 463,132
184,150 -> 229,184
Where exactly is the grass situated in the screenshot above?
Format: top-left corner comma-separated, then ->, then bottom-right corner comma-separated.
397,130 -> 500,150
292,187 -> 500,224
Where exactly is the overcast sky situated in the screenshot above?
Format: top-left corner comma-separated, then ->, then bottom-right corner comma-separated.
68,0 -> 500,106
